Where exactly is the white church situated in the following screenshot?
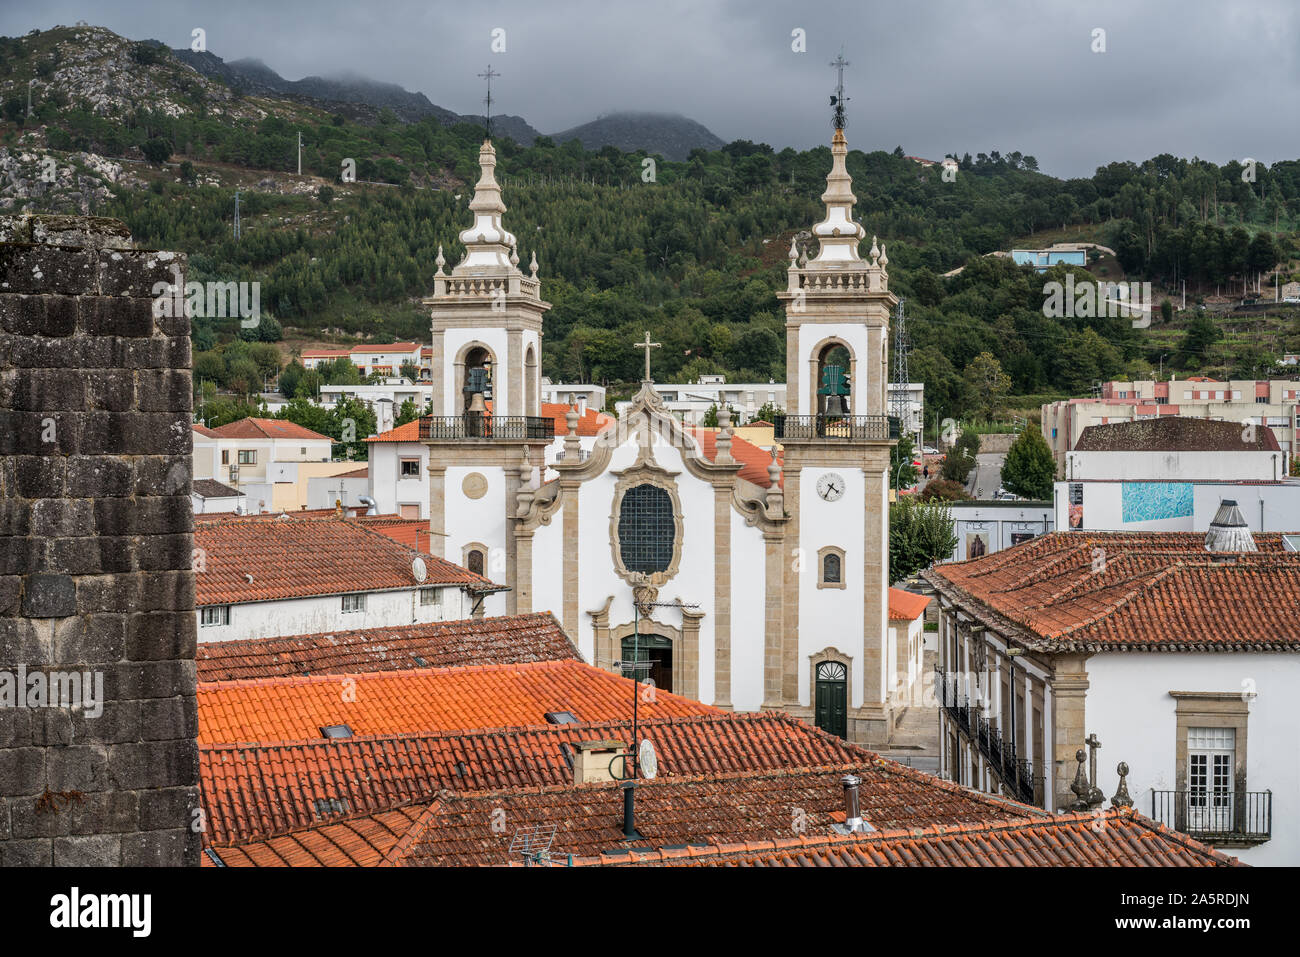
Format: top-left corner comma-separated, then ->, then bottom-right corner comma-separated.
387,124 -> 910,745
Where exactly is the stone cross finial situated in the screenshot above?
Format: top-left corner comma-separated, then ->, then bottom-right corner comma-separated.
1069,749 -> 1091,811
1111,761 -> 1134,809
1084,733 -> 1106,808
635,330 -> 661,382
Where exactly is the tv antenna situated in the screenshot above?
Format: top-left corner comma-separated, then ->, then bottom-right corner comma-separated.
477,64 -> 500,139
829,51 -> 850,130
508,824 -> 557,866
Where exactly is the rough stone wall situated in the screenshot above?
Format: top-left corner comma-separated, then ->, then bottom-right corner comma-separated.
0,213 -> 199,866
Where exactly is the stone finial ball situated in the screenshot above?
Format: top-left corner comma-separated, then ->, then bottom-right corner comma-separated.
1117,761 -> 1129,776
1076,749 -> 1087,762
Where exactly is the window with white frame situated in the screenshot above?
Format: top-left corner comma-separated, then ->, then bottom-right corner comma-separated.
200,605 -> 230,627
238,450 -> 256,465
400,458 -> 421,478
341,594 -> 366,613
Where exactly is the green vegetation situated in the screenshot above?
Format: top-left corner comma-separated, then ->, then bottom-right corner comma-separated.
889,499 -> 958,584
1000,426 -> 1056,500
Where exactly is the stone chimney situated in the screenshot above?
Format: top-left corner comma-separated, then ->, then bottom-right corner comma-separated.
571,740 -> 626,785
1205,499 -> 1257,554
0,214 -> 199,866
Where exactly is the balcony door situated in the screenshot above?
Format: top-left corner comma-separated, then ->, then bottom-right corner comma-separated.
1187,726 -> 1235,833
814,661 -> 848,738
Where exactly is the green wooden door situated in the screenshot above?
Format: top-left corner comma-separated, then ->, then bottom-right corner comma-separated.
815,661 -> 848,738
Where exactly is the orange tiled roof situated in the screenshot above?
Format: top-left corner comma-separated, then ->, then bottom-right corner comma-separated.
202,805 -> 427,867
540,402 -> 615,437
194,516 -> 492,606
198,712 -> 876,845
195,612 -> 580,682
355,517 -> 435,554
560,808 -> 1244,868
924,531 -> 1300,651
687,428 -> 784,488
197,659 -> 718,745
347,342 -> 422,354
888,587 -> 931,621
207,760 -> 1039,866
205,417 -> 333,441
192,423 -> 219,438
365,419 -> 422,442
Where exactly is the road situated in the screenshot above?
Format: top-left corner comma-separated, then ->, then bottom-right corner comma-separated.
967,452 -> 1006,500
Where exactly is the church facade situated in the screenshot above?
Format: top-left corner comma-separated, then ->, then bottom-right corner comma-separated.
418,131 -> 907,745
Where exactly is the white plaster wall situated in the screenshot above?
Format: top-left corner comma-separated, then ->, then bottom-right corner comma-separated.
444,465 -> 508,575
797,466 -> 865,708
196,586 -> 468,642
1087,652 -> 1300,866
1068,449 -> 1283,481
368,441 -> 430,518
729,509 -> 767,711
442,328 -> 509,415
530,510 -> 565,624
1053,480 -> 1300,533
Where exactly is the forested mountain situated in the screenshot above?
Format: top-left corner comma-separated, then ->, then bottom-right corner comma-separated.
3,25 -> 1299,423
552,112 -> 726,161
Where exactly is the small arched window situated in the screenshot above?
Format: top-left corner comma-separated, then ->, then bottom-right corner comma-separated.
817,546 -> 846,589
466,548 -> 485,577
823,553 -> 841,583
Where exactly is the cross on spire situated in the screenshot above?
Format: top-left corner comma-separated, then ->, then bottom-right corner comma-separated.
829,51 -> 850,130
635,331 -> 661,382
477,64 -> 500,138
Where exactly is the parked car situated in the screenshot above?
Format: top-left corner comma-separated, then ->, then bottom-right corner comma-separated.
921,446 -> 941,455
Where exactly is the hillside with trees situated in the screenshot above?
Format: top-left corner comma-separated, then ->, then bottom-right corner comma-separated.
4,25 -> 1300,427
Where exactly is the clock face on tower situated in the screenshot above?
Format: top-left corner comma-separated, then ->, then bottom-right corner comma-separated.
816,473 -> 845,502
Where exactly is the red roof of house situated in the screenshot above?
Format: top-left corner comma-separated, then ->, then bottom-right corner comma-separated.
355,517 -> 435,553
365,420 -> 422,443
205,418 -> 333,442
924,531 -> 1300,652
198,712 -> 876,845
193,423 -> 219,438
687,428 -> 783,488
195,611 -> 580,682
347,342 -> 422,354
540,402 -> 615,437
559,808 -> 1243,868
197,659 -> 719,745
887,587 -> 931,621
205,759 -> 1038,866
194,516 -> 492,606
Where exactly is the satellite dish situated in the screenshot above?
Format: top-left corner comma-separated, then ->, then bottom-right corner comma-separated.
411,556 -> 427,583
638,739 -> 658,780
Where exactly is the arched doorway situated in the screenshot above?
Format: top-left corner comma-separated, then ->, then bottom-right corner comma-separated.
814,659 -> 848,738
621,631 -> 674,694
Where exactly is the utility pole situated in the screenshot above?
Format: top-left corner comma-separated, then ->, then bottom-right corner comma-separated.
233,189 -> 242,241
297,131 -> 302,175
27,79 -> 34,117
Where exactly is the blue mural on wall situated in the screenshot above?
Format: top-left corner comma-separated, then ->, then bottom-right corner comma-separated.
1122,482 -> 1194,523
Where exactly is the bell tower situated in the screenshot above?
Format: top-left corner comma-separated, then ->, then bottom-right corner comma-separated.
773,58 -> 900,748
424,138 -> 549,419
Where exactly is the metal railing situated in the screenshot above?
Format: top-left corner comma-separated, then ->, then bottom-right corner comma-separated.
1150,790 -> 1272,844
936,665 -> 1039,807
774,414 -> 894,441
419,414 -> 553,441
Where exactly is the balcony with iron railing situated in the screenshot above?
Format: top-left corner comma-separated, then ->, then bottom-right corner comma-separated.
419,413 -> 554,441
774,414 -> 896,441
935,665 -> 1040,807
1150,789 -> 1272,846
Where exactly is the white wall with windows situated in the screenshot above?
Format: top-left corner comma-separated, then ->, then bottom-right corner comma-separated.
1087,651 -> 1300,866
196,585 -> 468,643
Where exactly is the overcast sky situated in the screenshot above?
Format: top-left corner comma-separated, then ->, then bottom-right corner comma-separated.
4,0 -> 1297,178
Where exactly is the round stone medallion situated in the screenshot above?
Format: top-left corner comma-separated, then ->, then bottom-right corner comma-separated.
462,472 -> 488,499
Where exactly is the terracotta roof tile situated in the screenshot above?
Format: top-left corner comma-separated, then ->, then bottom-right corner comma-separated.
924,531 -> 1300,651
687,428 -> 783,488
207,417 -> 333,441
540,402 -> 616,437
888,587 -> 931,621
196,612 -> 580,682
560,809 -> 1244,868
198,712 -> 876,844
197,659 -> 718,745
193,479 -> 242,499
194,516 -> 493,606
208,759 -> 1040,866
